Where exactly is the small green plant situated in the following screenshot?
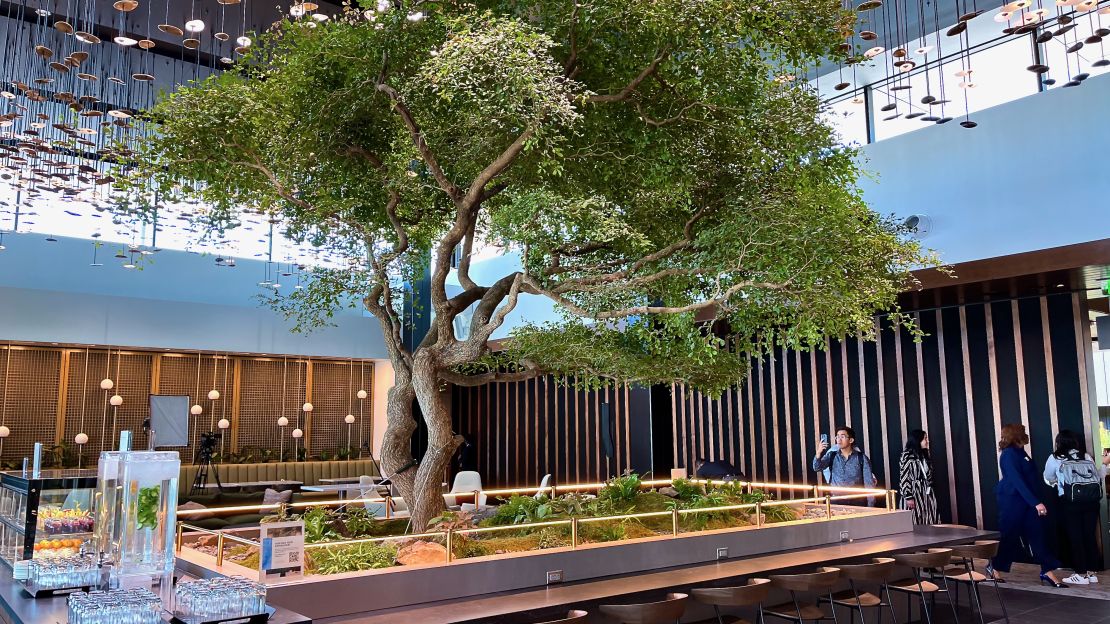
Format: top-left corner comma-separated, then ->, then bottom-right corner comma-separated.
671,478 -> 705,501
340,507 -> 375,537
598,472 -> 642,504
427,511 -> 475,532
709,481 -> 748,501
584,521 -> 627,543
550,492 -> 589,516
301,507 -> 341,543
489,495 -> 553,525
308,542 -> 396,574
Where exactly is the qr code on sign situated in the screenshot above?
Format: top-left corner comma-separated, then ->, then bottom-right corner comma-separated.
288,551 -> 300,563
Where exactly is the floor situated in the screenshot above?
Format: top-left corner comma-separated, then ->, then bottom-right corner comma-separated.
819,563 -> 1110,624
1001,562 -> 1110,601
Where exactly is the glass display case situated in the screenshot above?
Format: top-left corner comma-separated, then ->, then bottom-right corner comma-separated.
0,470 -> 98,578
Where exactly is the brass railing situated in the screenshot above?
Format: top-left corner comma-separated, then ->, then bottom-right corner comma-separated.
173,477 -> 896,572
176,480 -> 897,570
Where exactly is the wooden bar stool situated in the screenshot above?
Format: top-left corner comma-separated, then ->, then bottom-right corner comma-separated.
692,578 -> 771,624
537,610 -> 589,623
819,557 -> 898,624
764,567 -> 841,623
599,593 -> 688,624
888,549 -> 958,624
944,540 -> 1008,624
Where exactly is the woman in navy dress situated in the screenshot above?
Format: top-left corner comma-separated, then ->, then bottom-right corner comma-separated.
988,423 -> 1064,586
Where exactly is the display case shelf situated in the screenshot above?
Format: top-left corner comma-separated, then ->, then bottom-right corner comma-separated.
0,469 -> 98,571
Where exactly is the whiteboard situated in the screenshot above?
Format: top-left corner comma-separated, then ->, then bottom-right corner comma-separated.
150,395 -> 189,447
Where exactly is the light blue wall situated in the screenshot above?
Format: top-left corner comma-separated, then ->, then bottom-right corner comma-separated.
858,73 -> 1110,265
0,233 -> 385,358
4,75 -> 1107,348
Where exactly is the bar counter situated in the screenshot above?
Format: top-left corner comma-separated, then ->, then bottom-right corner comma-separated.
319,525 -> 997,623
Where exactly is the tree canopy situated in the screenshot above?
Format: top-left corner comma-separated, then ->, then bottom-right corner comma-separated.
126,0 -> 925,393
119,0 -> 931,526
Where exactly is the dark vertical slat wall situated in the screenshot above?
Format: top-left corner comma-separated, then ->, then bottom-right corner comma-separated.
665,293 -> 1095,530
451,379 -> 653,487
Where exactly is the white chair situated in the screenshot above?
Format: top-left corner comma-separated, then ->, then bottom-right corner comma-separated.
534,474 -> 552,499
360,474 -> 410,519
443,471 -> 487,511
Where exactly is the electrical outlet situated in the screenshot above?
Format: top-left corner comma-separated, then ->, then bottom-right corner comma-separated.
716,547 -> 729,560
840,530 -> 850,542
546,570 -> 564,584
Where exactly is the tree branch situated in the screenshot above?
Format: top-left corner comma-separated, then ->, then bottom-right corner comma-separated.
345,145 -> 385,170
525,275 -> 796,320
439,364 -> 543,387
462,127 -> 534,207
634,100 -> 700,127
376,83 -> 461,202
563,0 -> 580,78
546,203 -> 714,288
456,226 -> 478,291
586,48 -> 670,104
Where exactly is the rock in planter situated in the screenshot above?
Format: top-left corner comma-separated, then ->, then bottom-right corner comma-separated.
396,540 -> 447,566
659,487 -> 680,498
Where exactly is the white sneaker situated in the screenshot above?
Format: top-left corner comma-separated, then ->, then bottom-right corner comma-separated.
1063,573 -> 1090,585
1086,574 -> 1098,584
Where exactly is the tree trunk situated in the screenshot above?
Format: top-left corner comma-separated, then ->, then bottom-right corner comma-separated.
406,350 -> 463,531
378,368 -> 419,521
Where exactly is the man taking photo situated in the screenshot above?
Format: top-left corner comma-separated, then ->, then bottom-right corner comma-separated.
813,426 -> 877,506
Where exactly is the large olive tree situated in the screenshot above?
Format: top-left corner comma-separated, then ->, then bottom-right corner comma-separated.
121,0 -> 927,529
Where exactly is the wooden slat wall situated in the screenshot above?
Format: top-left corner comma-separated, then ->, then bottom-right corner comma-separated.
0,344 -> 372,464
236,359 -> 306,457
0,347 -> 61,461
451,378 -> 652,488
669,293 -> 1093,530
310,361 -> 359,455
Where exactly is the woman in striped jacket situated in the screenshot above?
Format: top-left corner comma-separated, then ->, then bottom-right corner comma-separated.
899,429 -> 941,525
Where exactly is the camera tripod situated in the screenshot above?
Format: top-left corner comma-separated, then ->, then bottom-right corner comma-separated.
190,433 -> 224,495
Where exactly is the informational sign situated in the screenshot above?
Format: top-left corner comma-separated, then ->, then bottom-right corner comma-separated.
258,521 -> 304,582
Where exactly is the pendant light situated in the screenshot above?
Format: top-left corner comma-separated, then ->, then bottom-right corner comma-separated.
99,347 -> 113,454
76,347 -> 90,468
190,352 -> 203,459
279,356 -> 288,461
109,349 -> 123,444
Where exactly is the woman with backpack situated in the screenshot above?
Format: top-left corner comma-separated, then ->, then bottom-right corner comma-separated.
1043,429 -> 1104,585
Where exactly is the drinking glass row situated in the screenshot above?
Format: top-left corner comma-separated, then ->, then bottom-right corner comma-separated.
66,588 -> 161,624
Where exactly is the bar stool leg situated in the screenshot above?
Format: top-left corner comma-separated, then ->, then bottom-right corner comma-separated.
882,585 -> 899,624
830,590 -> 840,624
990,578 -> 1009,623
849,580 -> 867,624
758,602 -> 766,624
938,575 -> 959,624
913,569 -> 934,624
971,581 -> 987,624
791,591 -> 804,624
713,604 -> 724,624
